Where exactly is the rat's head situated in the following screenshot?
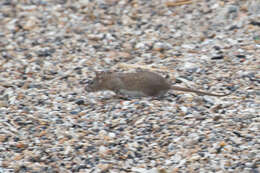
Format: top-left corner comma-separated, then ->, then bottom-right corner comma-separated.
85,71 -> 112,92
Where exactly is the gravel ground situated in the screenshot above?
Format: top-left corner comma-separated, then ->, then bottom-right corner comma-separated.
0,0 -> 259,172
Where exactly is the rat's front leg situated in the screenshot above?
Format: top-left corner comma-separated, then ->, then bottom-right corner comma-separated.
113,89 -> 130,100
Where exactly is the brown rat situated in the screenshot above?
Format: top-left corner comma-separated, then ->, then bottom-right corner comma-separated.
86,71 -> 231,98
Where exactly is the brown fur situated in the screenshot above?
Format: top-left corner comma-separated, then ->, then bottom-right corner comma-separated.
86,71 -> 230,97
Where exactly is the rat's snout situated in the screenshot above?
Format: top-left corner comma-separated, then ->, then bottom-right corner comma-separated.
85,86 -> 92,92
85,80 -> 95,92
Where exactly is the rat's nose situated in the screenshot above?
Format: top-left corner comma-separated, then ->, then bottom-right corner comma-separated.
85,86 -> 90,91
85,80 -> 94,92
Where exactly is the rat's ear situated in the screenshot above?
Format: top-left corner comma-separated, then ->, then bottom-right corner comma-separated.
165,74 -> 170,79
95,71 -> 108,79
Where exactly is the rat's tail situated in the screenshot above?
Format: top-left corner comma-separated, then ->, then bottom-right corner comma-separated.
171,86 -> 231,97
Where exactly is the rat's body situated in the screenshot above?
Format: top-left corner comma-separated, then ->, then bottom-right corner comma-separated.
86,71 -> 230,98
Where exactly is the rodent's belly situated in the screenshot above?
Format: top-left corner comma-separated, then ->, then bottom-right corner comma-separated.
119,89 -> 147,97
118,89 -> 167,97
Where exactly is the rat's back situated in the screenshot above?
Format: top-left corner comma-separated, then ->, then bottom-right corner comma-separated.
87,70 -> 232,98
116,71 -> 171,97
